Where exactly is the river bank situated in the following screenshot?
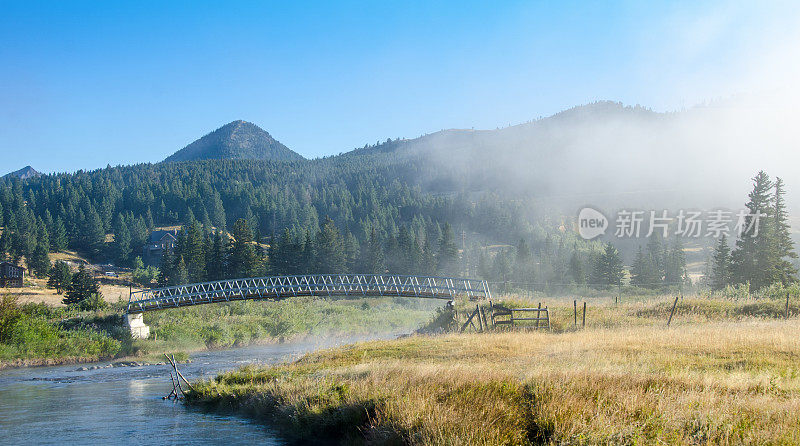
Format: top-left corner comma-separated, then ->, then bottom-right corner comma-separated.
186,296 -> 800,444
0,295 -> 442,370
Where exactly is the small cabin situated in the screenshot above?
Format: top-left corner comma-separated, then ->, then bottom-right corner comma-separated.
142,230 -> 178,263
0,262 -> 25,287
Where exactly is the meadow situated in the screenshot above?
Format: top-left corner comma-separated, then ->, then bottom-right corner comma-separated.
186,286 -> 800,445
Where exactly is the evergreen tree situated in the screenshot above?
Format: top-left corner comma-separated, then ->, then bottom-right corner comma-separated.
567,251 -> 585,285
80,204 -> 106,255
344,232 -> 360,273
732,171 -> 774,289
47,261 -> 72,294
420,232 -> 437,275
184,222 -> 206,282
63,266 -> 101,306
157,245 -> 175,287
173,255 -> 189,285
28,240 -> 51,277
630,246 -> 646,286
112,216 -> 132,266
664,237 -> 687,285
206,230 -> 226,280
592,243 -> 624,286
770,177 -> 798,285
492,249 -> 513,284
437,223 -> 458,275
360,228 -> 385,274
397,226 -> 419,274
51,217 -> 68,252
0,229 -> 10,261
228,218 -> 258,278
300,230 -> 314,273
314,217 -> 347,273
711,235 -> 733,291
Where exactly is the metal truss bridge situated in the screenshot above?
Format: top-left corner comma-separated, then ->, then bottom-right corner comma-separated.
126,274 -> 492,314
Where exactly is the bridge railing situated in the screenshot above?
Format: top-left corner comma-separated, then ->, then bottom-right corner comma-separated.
127,274 -> 492,313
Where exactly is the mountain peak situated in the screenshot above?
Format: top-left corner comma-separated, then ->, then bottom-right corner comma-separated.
164,121 -> 304,163
4,165 -> 41,180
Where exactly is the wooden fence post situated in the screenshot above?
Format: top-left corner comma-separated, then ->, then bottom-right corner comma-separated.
546,306 -> 551,331
574,299 -> 577,328
786,292 -> 790,320
582,302 -> 586,329
667,295 -> 679,327
536,302 -> 541,329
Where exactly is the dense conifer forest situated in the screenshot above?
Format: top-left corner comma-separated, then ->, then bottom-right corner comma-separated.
0,152 -> 602,288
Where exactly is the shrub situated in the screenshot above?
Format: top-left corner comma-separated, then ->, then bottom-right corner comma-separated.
0,294 -> 21,342
78,293 -> 108,312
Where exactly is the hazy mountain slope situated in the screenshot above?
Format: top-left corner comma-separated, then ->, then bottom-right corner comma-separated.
343,100 -> 799,211
164,120 -> 303,163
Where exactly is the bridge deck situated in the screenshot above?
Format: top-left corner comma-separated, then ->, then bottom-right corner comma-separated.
127,274 -> 491,314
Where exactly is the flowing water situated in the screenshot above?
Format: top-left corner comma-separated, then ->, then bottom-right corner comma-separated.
0,336 -> 387,445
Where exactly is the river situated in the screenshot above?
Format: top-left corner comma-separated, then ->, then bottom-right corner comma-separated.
0,336 -> 389,445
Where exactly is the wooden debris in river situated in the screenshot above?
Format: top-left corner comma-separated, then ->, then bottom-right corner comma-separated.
163,353 -> 193,401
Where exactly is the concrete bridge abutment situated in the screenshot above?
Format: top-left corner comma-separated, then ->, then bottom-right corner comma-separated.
125,313 -> 150,339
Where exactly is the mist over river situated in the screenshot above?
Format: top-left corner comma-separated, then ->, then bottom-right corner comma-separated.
0,336 -> 389,445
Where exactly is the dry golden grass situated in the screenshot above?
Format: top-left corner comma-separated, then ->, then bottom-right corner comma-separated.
189,308 -> 800,445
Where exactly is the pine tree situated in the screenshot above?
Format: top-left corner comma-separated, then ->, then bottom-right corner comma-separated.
344,232 -> 359,273
173,255 -> 189,285
770,177 -> 797,285
631,246 -> 646,286
300,230 -> 314,274
420,232 -> 436,275
314,217 -> 346,274
664,237 -> 687,285
157,245 -> 174,287
47,261 -> 72,294
437,223 -> 458,275
112,216 -> 132,266
567,251 -> 585,285
397,226 -> 419,274
206,230 -> 226,280
51,217 -> 68,252
228,218 -> 258,278
360,228 -> 385,274
28,241 -> 51,277
80,203 -> 106,256
184,222 -> 206,282
732,171 -> 774,289
592,243 -> 624,286
63,265 -> 101,306
711,235 -> 733,291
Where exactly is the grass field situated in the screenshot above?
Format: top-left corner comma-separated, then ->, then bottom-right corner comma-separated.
187,293 -> 800,445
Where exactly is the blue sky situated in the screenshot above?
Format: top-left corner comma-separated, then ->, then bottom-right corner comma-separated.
0,1 -> 796,173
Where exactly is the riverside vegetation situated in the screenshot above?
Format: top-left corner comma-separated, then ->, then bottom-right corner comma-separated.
186,284 -> 800,445
0,294 -> 440,369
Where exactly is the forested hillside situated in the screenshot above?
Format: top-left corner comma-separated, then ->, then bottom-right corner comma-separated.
0,151 -> 600,288
7,100 -> 781,289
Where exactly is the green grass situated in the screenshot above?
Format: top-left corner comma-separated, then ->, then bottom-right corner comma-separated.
0,294 -> 440,368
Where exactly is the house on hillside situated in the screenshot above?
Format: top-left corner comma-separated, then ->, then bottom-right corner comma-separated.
0,262 -> 25,287
142,230 -> 178,264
